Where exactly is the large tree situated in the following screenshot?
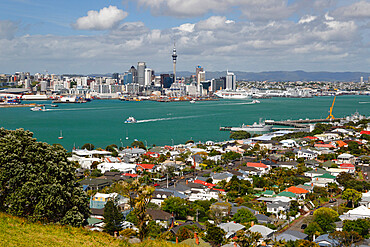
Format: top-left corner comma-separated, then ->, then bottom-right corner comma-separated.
232,208 -> 257,224
103,200 -> 123,235
0,128 -> 90,226
161,197 -> 189,220
342,188 -> 362,208
343,219 -> 370,238
313,207 -> 339,233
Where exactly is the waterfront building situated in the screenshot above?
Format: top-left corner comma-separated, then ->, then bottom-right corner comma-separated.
145,68 -> 153,86
137,62 -> 146,86
226,71 -> 236,90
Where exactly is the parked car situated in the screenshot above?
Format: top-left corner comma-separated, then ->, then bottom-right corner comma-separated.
301,224 -> 307,229
153,183 -> 160,187
329,198 -> 337,203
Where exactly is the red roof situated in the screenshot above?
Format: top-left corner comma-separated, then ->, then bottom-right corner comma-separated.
336,141 -> 348,147
304,136 -> 318,140
122,173 -> 138,177
137,164 -> 155,170
360,130 -> 370,135
315,144 -> 335,148
193,179 -> 216,187
286,186 -> 309,194
246,162 -> 268,168
340,163 -> 355,169
212,188 -> 225,192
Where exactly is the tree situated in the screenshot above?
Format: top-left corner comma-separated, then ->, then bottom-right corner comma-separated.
313,207 -> 339,233
204,223 -> 226,247
343,219 -> 370,238
176,226 -> 193,242
111,179 -> 154,240
336,172 -> 354,186
90,168 -> 102,177
232,208 -> 257,224
0,128 -> 90,226
304,222 -> 324,240
161,197 -> 189,220
103,200 -> 123,235
81,143 -> 95,150
147,220 -> 163,239
342,188 -> 362,208
235,229 -> 262,247
230,131 -> 251,140
130,140 -> 146,150
329,231 -> 363,247
222,151 -> 241,162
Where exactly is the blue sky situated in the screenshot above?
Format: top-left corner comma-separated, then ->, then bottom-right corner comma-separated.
0,0 -> 369,74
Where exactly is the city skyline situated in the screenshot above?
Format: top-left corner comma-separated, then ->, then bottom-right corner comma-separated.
0,0 -> 369,74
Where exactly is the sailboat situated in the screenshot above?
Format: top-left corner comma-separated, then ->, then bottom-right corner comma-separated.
58,130 -> 63,139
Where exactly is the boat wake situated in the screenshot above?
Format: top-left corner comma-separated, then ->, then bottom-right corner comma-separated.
136,115 -> 198,123
359,102 -> 370,104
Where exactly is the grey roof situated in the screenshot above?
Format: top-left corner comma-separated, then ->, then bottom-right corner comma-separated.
120,148 -> 146,155
218,222 -> 245,238
166,183 -> 192,192
275,233 -> 300,242
191,154 -> 203,163
212,172 -> 233,180
249,225 -> 274,238
283,230 -> 307,240
156,188 -> 187,199
256,214 -> 273,224
314,234 -> 340,246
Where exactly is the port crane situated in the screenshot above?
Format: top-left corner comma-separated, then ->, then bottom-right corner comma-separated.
326,95 -> 336,120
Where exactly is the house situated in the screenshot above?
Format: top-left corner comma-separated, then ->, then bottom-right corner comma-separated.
79,178 -> 113,191
304,160 -> 321,168
218,222 -> 245,238
136,163 -> 156,173
170,220 -> 205,235
256,214 -> 273,224
147,209 -> 172,228
280,139 -> 298,148
275,230 -> 308,242
277,191 -> 297,199
267,200 -> 290,216
312,173 -> 336,187
90,192 -> 128,209
188,189 -> 222,201
211,172 -> 234,184
314,132 -> 339,141
295,148 -> 318,160
97,162 -> 136,173
276,161 -> 298,169
249,224 -> 275,239
151,189 -> 187,206
339,163 -> 355,173
190,154 -> 203,169
360,191 -> 370,207
230,205 -> 258,217
210,202 -> 232,217
339,205 -> 370,221
304,168 -> 328,178
246,162 -> 270,174
314,234 -> 339,247
285,186 -> 309,199
337,153 -> 355,164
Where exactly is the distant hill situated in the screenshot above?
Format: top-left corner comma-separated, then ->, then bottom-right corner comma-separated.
0,212 -> 180,247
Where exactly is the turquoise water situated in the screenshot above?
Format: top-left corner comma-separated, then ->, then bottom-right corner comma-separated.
1,96 -> 369,150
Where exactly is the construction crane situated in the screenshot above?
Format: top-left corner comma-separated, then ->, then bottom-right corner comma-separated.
326,95 -> 336,120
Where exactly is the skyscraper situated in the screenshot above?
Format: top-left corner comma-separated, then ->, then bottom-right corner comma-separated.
128,66 -> 137,83
137,62 -> 146,86
172,42 -> 177,84
226,71 -> 236,90
145,68 -> 153,86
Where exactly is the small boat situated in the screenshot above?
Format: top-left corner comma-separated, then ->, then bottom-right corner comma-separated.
51,104 -> 58,107
252,100 -> 260,104
30,106 -> 46,111
58,130 -> 63,139
125,117 -> 137,123
190,100 -> 196,104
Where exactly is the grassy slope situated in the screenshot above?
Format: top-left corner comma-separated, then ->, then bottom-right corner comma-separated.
0,212 -> 181,247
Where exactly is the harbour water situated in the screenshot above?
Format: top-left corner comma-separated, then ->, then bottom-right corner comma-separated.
0,95 -> 369,150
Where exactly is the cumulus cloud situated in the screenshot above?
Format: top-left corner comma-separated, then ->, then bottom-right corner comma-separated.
73,6 -> 128,30
332,1 -> 370,19
0,20 -> 18,39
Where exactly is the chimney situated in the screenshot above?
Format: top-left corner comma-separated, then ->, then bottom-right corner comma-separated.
195,232 -> 199,245
186,180 -> 188,184
234,243 -> 237,247
251,221 -> 254,227
176,236 -> 178,244
114,231 -> 118,238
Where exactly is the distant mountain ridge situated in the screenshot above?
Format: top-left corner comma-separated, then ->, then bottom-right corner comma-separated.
86,70 -> 370,82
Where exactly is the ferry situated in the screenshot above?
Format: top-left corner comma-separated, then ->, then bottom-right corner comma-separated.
214,89 -> 251,99
125,117 -> 137,123
230,119 -> 272,132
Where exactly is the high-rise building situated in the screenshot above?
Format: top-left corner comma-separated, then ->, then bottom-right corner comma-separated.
123,72 -> 133,85
172,42 -> 177,83
226,71 -> 236,90
161,74 -> 174,88
211,77 -> 226,92
128,66 -> 137,83
137,62 -> 146,86
196,65 -> 203,83
145,68 -> 153,86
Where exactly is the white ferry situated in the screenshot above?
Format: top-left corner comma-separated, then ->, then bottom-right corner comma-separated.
214,89 -> 251,99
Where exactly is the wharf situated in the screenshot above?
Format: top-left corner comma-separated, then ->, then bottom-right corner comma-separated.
0,103 -> 43,108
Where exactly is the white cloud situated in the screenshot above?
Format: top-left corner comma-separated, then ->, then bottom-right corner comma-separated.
332,1 -> 370,19
73,6 -> 128,30
174,23 -> 195,33
196,16 -> 234,30
0,20 -> 18,39
299,15 -> 317,24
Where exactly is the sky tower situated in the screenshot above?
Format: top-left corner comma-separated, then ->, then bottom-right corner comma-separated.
172,41 -> 177,83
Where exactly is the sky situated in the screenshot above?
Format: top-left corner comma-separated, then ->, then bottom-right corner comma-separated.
0,0 -> 369,74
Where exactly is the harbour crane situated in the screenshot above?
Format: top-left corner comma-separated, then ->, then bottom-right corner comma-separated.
326,95 -> 336,120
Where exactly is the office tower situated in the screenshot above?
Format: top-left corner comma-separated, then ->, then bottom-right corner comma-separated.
172,42 -> 177,83
161,74 -> 174,88
123,73 -> 133,84
360,76 -> 364,83
112,73 -> 119,81
196,65 -> 203,83
137,62 -> 146,86
128,66 -> 137,83
145,68 -> 153,86
226,71 -> 236,90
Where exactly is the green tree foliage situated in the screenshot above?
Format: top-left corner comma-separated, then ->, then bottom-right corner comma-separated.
232,208 -> 257,224
222,151 -> 241,162
313,207 -> 339,233
176,226 -> 193,242
185,140 -> 194,144
81,143 -> 95,150
147,220 -> 163,239
161,197 -> 189,220
343,219 -> 370,238
111,180 -> 154,240
105,145 -> 118,157
130,140 -> 146,150
342,189 -> 362,208
103,200 -> 123,235
204,223 -> 226,247
0,128 -> 90,227
235,229 -> 262,247
329,231 -> 363,247
90,168 -> 102,177
230,131 -> 251,140
304,222 -> 324,240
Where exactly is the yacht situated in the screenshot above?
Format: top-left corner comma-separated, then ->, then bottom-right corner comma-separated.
214,89 -> 251,99
125,117 -> 137,123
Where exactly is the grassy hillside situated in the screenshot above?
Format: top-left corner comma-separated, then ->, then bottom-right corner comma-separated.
0,212 -> 181,247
